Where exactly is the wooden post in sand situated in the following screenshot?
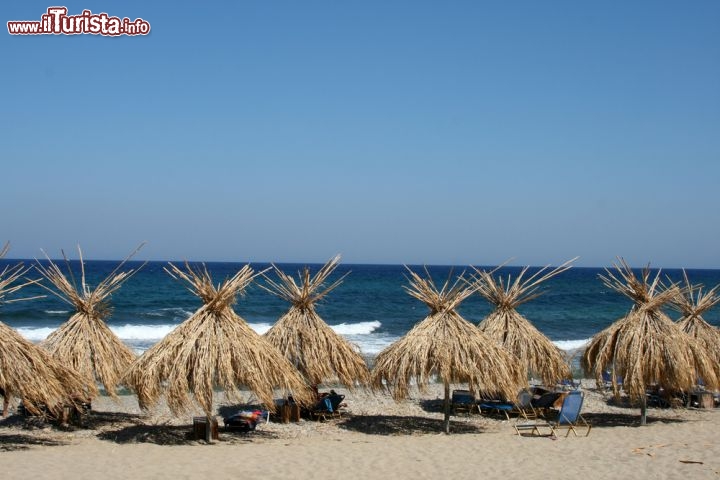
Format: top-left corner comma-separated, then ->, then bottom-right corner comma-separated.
640,397 -> 647,426
443,382 -> 451,434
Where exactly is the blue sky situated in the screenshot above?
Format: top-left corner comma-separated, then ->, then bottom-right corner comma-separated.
2,1 -> 719,267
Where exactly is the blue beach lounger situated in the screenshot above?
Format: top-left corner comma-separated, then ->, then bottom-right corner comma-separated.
515,390 -> 591,437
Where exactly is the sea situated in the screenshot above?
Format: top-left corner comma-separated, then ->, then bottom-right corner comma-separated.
1,260 -> 719,360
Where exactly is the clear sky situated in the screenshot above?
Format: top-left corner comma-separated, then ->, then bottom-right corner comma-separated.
2,1 -> 719,268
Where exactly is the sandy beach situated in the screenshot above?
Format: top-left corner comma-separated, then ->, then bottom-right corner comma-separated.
2,381 -> 719,479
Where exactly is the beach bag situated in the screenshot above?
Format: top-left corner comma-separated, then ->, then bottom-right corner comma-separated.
223,411 -> 259,432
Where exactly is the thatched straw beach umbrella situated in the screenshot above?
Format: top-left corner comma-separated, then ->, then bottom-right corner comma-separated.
125,262 -> 312,441
371,268 -> 526,434
471,260 -> 574,386
34,245 -> 144,398
582,259 -> 720,425
261,256 -> 370,391
671,270 -> 720,366
0,243 -> 90,418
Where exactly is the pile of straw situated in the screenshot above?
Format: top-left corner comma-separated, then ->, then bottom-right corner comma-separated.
35,245 -> 143,398
582,259 -> 720,424
125,263 -> 312,418
372,268 -> 525,433
0,243 -> 90,417
671,270 -> 720,366
471,260 -> 574,385
262,255 -> 370,389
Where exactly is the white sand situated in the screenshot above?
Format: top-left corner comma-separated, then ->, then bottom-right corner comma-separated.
2,382 -> 719,479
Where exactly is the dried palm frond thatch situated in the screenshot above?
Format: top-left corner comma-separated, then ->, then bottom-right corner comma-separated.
34,244 -> 145,398
582,259 -> 720,425
261,255 -> 370,389
0,243 -> 90,418
671,270 -> 720,365
371,268 -> 526,434
125,262 -> 312,426
471,259 -> 574,385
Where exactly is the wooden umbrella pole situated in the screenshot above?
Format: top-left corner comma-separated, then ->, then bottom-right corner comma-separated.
443,381 -> 451,435
640,396 -> 647,426
205,413 -> 212,443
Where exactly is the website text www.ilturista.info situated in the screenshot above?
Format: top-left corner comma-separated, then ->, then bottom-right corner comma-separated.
8,7 -> 150,36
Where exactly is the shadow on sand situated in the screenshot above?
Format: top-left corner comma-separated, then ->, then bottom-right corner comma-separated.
95,405 -> 279,445
97,422 -> 279,445
582,412 -> 684,428
0,432 -> 69,451
97,423 -> 196,445
0,413 -> 73,450
337,414 -> 487,435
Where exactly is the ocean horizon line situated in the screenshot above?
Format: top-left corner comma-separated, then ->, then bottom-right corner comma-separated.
3,257 -> 719,272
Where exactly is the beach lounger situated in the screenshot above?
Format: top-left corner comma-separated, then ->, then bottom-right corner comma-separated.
515,390 -> 591,437
451,389 -> 477,415
480,390 -> 536,420
307,392 -> 346,421
558,378 -> 581,390
223,410 -> 266,432
602,371 -> 623,390
531,391 -> 564,417
514,390 -> 538,419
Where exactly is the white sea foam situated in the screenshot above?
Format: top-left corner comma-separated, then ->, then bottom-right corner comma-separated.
348,334 -> 397,355
160,307 -> 194,315
142,308 -> 194,319
110,324 -> 177,341
248,322 -> 273,335
329,320 -> 381,335
20,320 -> 596,360
14,319 -> 383,345
16,326 -> 56,341
553,338 -> 591,351
44,310 -> 69,315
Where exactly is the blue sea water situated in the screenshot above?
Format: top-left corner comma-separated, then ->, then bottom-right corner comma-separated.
1,260 -> 719,357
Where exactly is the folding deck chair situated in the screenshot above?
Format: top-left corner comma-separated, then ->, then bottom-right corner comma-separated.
515,390 -> 591,437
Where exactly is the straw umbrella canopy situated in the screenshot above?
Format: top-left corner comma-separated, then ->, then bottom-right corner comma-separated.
671,270 -> 720,366
34,245 -> 144,398
0,243 -> 90,418
371,268 -> 526,434
124,262 -> 312,431
582,259 -> 720,425
471,260 -> 574,386
261,255 -> 370,390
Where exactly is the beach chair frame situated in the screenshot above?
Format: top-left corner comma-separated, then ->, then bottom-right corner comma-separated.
451,389 -> 479,416
481,390 -> 537,421
514,391 -> 591,437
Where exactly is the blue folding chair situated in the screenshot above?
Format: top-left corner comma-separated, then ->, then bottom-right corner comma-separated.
515,391 -> 591,437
